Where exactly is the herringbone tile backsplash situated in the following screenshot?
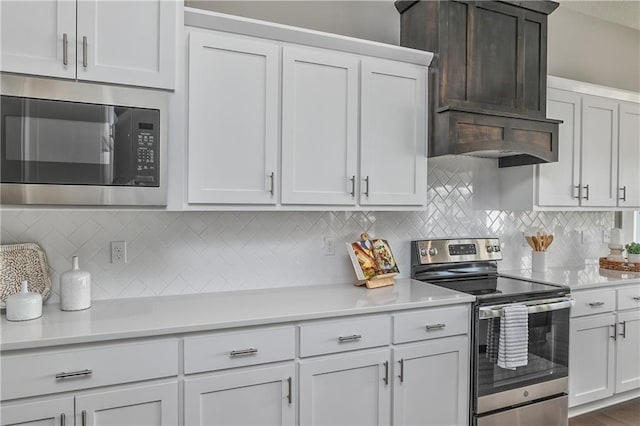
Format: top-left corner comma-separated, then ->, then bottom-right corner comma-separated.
1,157 -> 613,302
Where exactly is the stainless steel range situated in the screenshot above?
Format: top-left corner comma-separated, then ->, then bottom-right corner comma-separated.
411,238 -> 572,426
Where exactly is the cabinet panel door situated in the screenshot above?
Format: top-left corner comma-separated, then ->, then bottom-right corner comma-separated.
360,59 -> 427,206
76,0 -> 176,89
569,314 -> 616,407
393,336 -> 469,426
580,95 -> 619,207
616,310 -> 640,393
75,381 -> 178,426
188,32 -> 279,204
1,396 -> 73,426
184,364 -> 295,426
281,47 -> 359,205
299,349 -> 391,425
537,89 -> 581,206
618,102 -> 640,207
0,0 -> 76,79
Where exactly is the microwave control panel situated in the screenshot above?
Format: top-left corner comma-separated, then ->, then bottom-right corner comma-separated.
133,109 -> 160,186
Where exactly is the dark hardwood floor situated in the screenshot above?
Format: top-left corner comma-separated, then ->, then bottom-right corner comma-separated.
569,398 -> 640,426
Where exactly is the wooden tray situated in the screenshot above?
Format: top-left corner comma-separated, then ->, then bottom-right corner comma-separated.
599,257 -> 640,273
0,243 -> 51,308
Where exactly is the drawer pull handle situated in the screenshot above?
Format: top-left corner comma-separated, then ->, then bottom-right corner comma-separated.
81,410 -> 87,426
338,334 -> 362,343
588,302 -> 605,307
230,348 -> 258,357
383,361 -> 389,385
287,377 -> 292,404
426,323 -> 446,331
55,369 -> 93,380
632,296 -> 640,302
61,413 -> 66,426
399,358 -> 405,383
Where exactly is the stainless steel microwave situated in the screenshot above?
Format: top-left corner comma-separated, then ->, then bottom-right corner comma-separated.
0,75 -> 167,206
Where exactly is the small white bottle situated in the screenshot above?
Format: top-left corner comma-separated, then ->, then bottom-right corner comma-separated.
60,256 -> 91,311
6,281 -> 43,321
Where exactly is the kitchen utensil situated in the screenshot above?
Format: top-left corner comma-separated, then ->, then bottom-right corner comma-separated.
60,256 -> 91,311
5,281 -> 42,321
525,236 -> 536,251
0,243 -> 51,309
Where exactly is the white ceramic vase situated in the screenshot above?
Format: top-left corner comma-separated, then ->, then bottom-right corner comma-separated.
532,251 -> 547,272
6,281 -> 42,321
628,253 -> 640,264
60,256 -> 91,311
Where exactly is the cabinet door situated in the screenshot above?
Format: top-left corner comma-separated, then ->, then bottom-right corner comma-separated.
299,349 -> 391,425
188,32 -> 279,204
393,336 -> 469,426
569,314 -> 616,407
0,0 -> 76,79
75,381 -> 178,426
615,310 -> 640,393
618,102 -> 640,207
1,396 -> 73,426
184,364 -> 295,426
76,0 -> 176,89
537,89 -> 581,207
360,59 -> 427,206
580,95 -> 619,207
281,47 -> 359,205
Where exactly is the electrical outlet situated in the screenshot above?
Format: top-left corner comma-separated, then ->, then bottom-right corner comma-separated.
602,229 -> 611,244
111,241 -> 127,264
323,237 -> 335,256
522,232 -> 527,247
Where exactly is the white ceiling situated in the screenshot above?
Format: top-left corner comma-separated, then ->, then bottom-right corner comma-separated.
560,0 -> 640,31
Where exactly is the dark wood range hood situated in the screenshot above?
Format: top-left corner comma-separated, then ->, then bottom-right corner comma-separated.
396,0 -> 561,167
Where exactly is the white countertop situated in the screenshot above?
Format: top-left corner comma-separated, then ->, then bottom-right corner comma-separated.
0,278 -> 474,351
501,264 -> 640,290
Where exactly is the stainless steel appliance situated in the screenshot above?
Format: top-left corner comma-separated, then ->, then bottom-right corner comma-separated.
411,238 -> 571,426
0,75 -> 167,206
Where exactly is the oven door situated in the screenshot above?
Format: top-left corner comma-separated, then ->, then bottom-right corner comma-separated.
475,297 -> 571,415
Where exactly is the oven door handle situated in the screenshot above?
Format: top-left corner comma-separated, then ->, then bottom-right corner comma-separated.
479,298 -> 574,319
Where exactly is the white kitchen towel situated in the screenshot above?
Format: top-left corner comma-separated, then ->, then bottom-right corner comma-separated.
497,304 -> 529,370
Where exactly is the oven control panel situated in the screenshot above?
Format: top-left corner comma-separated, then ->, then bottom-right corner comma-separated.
414,238 -> 502,264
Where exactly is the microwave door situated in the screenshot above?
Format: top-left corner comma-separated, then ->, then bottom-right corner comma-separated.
1,96 -> 117,186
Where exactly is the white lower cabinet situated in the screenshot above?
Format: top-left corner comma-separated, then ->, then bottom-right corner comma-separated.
184,364 -> 295,426
392,336 -> 469,426
299,349 -> 392,426
0,381 -> 178,426
569,284 -> 640,408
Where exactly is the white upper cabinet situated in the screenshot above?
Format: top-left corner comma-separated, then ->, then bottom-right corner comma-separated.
360,59 -> 427,206
0,0 -> 175,89
618,102 -> 640,207
182,10 -> 433,210
187,32 -> 279,204
0,0 -> 76,79
537,89 -> 581,207
76,0 -> 175,89
281,47 -> 359,205
580,95 -> 619,208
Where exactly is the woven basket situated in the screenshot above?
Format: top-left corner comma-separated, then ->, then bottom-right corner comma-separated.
0,243 -> 51,308
599,257 -> 640,273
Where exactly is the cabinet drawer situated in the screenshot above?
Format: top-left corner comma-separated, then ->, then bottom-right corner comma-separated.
393,305 -> 469,344
184,326 -> 295,374
617,285 -> 640,311
1,338 -> 178,401
299,315 -> 390,357
571,289 -> 616,317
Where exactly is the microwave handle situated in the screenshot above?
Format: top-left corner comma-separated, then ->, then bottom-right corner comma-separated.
479,298 -> 574,319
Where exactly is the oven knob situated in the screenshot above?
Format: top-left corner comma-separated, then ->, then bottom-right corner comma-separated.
428,248 -> 438,256
523,390 -> 529,397
420,249 -> 428,257
486,246 -> 494,253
